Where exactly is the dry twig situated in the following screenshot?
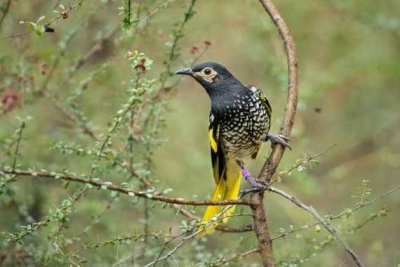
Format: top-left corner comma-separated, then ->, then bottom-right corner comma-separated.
269,187 -> 365,267
0,167 -> 251,207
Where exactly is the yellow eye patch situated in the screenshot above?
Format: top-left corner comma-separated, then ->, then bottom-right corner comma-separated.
193,68 -> 218,83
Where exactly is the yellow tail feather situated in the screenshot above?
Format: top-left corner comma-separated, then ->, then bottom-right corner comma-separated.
199,162 -> 242,236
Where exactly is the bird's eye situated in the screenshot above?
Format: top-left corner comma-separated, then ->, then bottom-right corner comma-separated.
203,68 -> 212,75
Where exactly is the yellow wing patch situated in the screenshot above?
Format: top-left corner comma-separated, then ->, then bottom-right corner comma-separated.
259,92 -> 272,115
209,129 -> 217,152
249,85 -> 272,116
209,125 -> 219,152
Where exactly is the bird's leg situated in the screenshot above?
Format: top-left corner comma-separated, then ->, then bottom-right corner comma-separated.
265,134 -> 291,150
236,160 -> 268,196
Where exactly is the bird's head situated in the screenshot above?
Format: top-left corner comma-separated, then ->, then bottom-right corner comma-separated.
175,62 -> 241,97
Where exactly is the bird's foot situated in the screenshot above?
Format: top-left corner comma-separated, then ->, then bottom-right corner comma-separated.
266,134 -> 291,150
237,160 -> 268,196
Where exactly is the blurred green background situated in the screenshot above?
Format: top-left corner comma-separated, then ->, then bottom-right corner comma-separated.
0,0 -> 399,266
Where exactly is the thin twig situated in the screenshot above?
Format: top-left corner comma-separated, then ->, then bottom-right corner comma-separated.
277,208 -> 388,266
270,183 -> 397,241
5,0 -> 86,39
158,0 -> 197,90
329,184 -> 400,220
210,248 -> 260,266
269,186 -> 365,267
0,0 -> 12,28
87,89 -> 144,180
53,0 -> 61,9
270,143 -> 337,185
0,167 -> 251,207
11,120 -> 25,169
144,204 -> 236,267
4,186 -> 88,242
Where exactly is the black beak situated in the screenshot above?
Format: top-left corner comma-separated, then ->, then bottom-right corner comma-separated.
174,68 -> 193,75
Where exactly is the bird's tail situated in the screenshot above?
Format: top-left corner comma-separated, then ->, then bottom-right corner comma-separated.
199,162 -> 241,236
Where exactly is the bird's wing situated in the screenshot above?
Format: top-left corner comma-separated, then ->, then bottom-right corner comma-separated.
248,85 -> 272,116
209,112 -> 226,185
247,85 -> 272,159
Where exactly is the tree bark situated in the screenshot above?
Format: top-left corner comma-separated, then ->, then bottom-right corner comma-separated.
252,1 -> 299,266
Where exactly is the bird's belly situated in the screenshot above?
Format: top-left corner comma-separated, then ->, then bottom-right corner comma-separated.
220,119 -> 270,159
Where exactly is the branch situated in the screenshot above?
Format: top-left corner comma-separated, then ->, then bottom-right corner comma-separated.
5,0 -> 86,39
215,224 -> 253,233
257,0 -> 299,183
0,0 -> 12,28
210,248 -> 260,266
0,167 -> 250,207
269,186 -> 365,267
270,144 -> 336,185
270,183 -> 400,241
144,204 -> 241,267
326,184 -> 400,221
251,1 -> 299,266
277,209 -> 387,266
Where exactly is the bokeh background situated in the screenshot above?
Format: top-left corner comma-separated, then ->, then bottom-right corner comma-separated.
0,0 -> 399,266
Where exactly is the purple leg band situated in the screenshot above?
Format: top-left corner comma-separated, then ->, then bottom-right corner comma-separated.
241,168 -> 251,178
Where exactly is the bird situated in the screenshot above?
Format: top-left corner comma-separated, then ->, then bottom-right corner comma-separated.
175,62 -> 290,235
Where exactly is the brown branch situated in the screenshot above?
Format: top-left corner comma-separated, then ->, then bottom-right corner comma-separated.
0,0 -> 12,28
0,167 -> 250,207
269,186 -> 365,267
251,1 -> 299,266
215,224 -> 254,233
257,0 -> 299,183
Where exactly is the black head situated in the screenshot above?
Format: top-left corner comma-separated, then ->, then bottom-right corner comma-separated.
175,62 -> 243,98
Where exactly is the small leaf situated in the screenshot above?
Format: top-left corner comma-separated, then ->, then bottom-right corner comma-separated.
37,16 -> 46,24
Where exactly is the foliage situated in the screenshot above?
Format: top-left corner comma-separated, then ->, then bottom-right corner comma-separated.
0,0 -> 399,266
